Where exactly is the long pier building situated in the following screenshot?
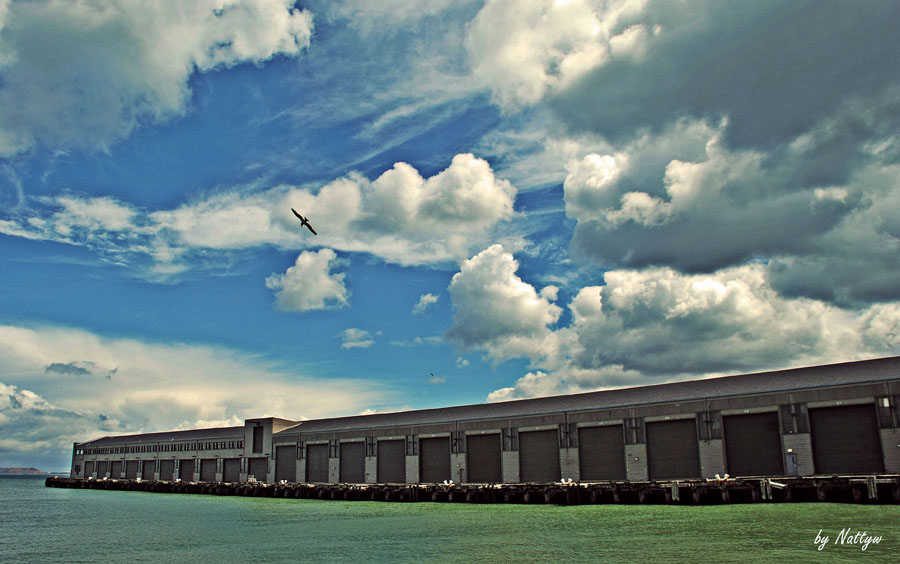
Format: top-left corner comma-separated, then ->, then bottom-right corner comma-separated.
69,357 -> 900,486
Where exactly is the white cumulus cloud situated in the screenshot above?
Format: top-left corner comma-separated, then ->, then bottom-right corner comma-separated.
266,249 -> 349,312
446,244 -> 562,363
466,0 -> 648,108
445,247 -> 900,401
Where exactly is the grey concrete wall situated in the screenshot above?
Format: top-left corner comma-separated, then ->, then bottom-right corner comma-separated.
501,451 -> 520,483
625,444 -> 648,481
450,453 -> 466,483
328,457 -> 340,484
782,433 -> 815,475
365,456 -> 377,484
560,448 -> 579,481
405,455 -> 419,484
881,428 -> 900,473
296,458 -> 306,483
698,439 -> 726,478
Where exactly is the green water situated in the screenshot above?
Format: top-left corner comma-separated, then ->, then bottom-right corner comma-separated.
1,478 -> 897,563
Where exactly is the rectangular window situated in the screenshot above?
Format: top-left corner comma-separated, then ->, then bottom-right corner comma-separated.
252,426 -> 264,453
781,403 -> 809,434
877,397 -> 895,428
502,428 -> 519,451
625,417 -> 645,444
698,411 -> 723,440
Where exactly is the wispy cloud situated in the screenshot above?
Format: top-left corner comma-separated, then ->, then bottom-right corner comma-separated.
0,323 -> 389,468
0,0 -> 314,156
412,293 -> 439,315
340,328 -> 379,349
0,154 -> 518,279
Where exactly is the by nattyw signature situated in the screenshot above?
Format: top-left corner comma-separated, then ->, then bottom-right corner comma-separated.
815,528 -> 882,551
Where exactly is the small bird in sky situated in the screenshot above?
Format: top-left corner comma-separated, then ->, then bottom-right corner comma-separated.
291,208 -> 318,235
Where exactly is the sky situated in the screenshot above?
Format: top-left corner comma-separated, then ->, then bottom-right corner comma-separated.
1,0 -> 899,470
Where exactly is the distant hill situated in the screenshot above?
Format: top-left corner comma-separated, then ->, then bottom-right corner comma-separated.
0,467 -> 65,476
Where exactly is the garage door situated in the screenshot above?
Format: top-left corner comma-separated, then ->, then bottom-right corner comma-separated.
419,437 -> 451,483
275,445 -> 297,482
159,460 -> 175,481
340,442 -> 365,483
179,459 -> 195,481
111,461 -> 123,478
810,404 -> 884,474
377,439 -> 406,483
223,458 -> 241,483
141,460 -> 156,480
724,412 -> 782,476
248,457 -> 267,482
519,429 -> 560,482
646,419 -> 701,479
200,459 -> 217,482
84,461 -> 94,477
306,444 -> 329,482
579,425 -> 626,481
125,460 -> 139,480
466,434 -> 501,483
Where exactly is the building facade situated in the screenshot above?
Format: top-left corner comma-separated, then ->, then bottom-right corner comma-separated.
71,357 -> 900,484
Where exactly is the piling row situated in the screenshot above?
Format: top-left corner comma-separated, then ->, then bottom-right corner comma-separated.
45,475 -> 900,505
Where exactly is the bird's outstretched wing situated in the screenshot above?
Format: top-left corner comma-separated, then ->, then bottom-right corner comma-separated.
291,208 -> 318,235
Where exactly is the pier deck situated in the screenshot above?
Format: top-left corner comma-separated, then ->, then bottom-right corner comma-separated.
46,475 -> 900,505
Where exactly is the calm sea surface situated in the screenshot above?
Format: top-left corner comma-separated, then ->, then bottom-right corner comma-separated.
1,477 -> 898,563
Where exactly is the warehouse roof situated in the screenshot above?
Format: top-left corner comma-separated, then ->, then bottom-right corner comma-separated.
277,356 -> 900,435
79,425 -> 244,447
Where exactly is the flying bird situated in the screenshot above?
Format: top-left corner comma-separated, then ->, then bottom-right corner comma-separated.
291,208 -> 318,235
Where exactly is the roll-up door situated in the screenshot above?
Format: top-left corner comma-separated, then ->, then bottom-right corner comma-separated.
519,429 -> 560,482
340,442 -> 365,483
810,404 -> 884,474
579,425 -> 626,481
141,460 -> 156,480
111,461 -> 123,478
419,437 -> 451,483
377,439 -> 406,483
159,460 -> 175,481
84,461 -> 95,477
248,457 -> 267,482
223,458 -> 241,483
724,412 -> 782,476
125,460 -> 139,480
97,461 -> 109,477
466,434 -> 502,483
306,444 -> 329,482
646,419 -> 701,479
200,459 -> 217,482
179,459 -> 195,481
275,445 -> 297,482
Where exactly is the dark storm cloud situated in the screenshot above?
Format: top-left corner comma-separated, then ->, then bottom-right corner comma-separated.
548,0 -> 900,304
45,361 -> 116,380
551,0 -> 900,152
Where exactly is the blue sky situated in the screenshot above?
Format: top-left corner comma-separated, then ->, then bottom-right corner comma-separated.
1,0 -> 899,470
